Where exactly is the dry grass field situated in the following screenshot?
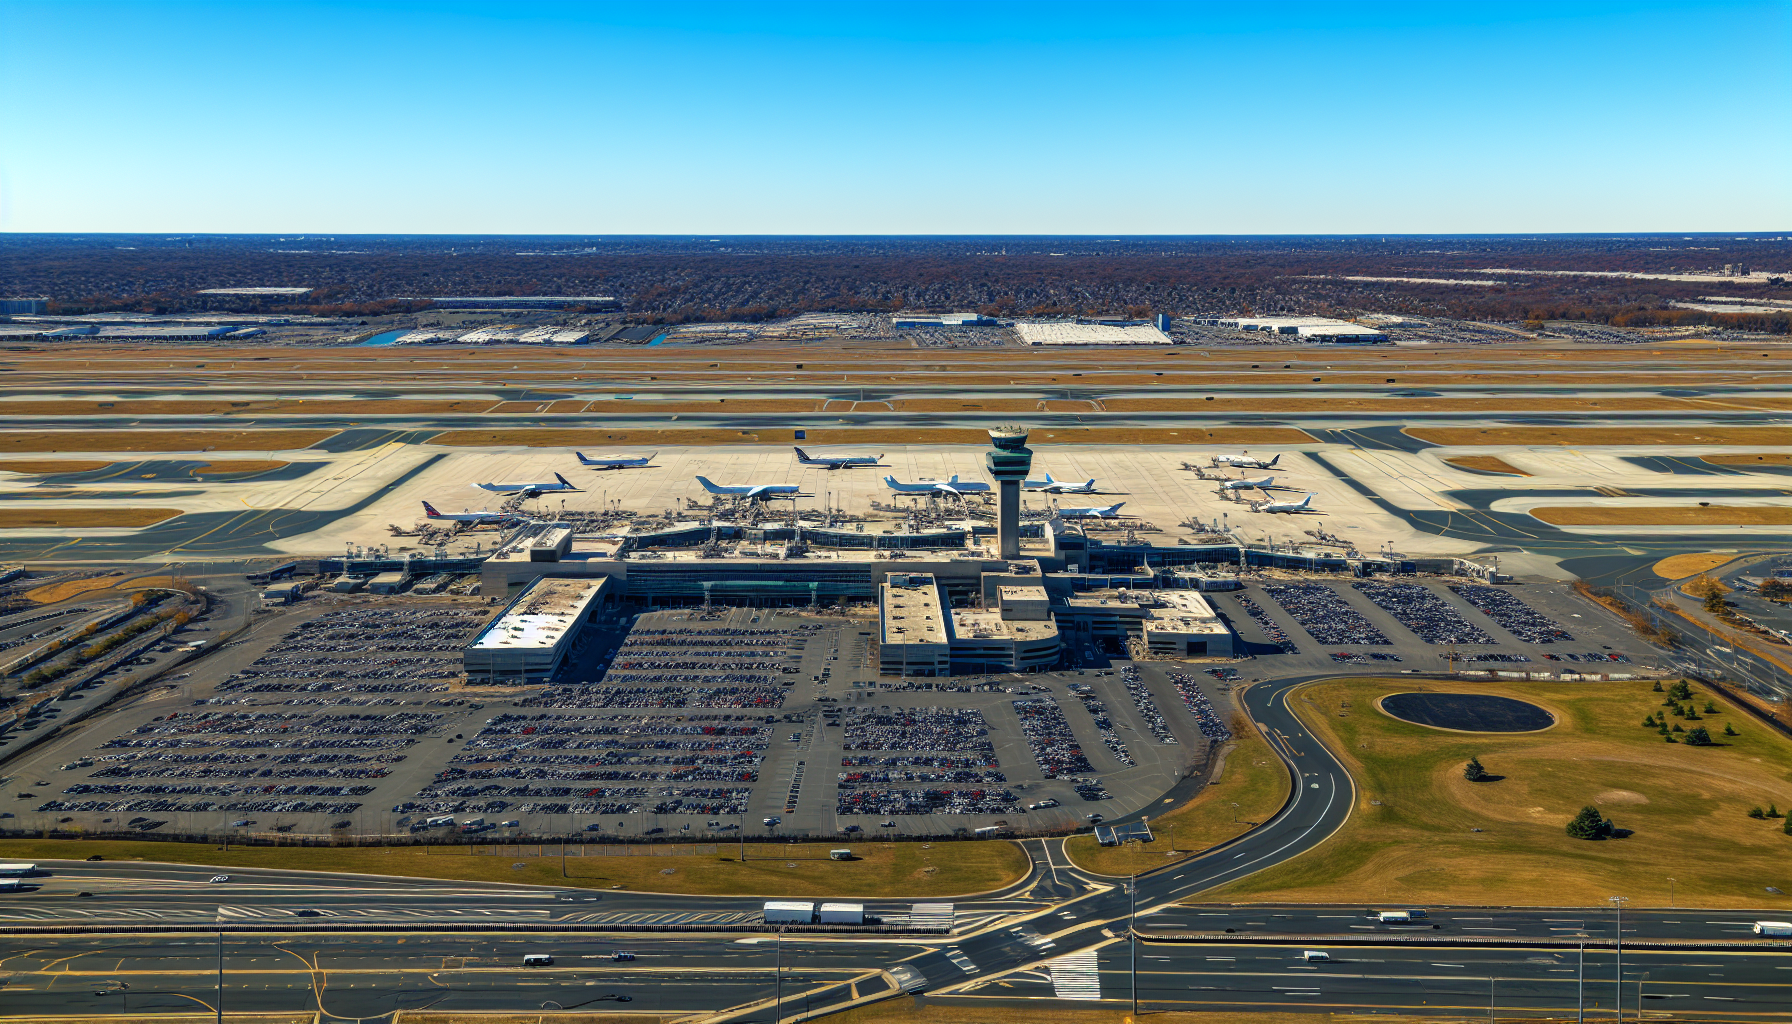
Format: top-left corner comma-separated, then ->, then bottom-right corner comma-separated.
188,460 -> 290,476
1066,715 -> 1290,877
1652,552 -> 1741,579
818,1003 -> 1383,1024
0,508 -> 182,529
1443,455 -> 1530,476
1531,506 -> 1792,526
1409,426 -> 1792,446
0,429 -> 337,453
1205,677 -> 1792,909
23,574 -> 128,604
429,427 -> 1316,448
0,839 -> 1029,899
1704,453 -> 1792,466
0,459 -> 112,475
0,399 -> 497,416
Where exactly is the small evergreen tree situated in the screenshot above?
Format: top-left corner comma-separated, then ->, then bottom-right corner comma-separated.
1670,703 -> 1685,717
1464,756 -> 1488,782
1686,726 -> 1713,746
1653,680 -> 1665,693
1672,723 -> 1685,733
1724,723 -> 1739,737
1664,733 -> 1677,743
1785,816 -> 1791,837
1642,715 -> 1656,728
1770,804 -> 1783,819
1704,700 -> 1718,713
1566,805 -> 1612,840
1670,680 -> 1694,701
1750,806 -> 1768,819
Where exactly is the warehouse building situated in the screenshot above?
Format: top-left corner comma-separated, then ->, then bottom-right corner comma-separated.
1187,316 -> 1388,343
1014,321 -> 1172,346
892,312 -> 1000,328
462,576 -> 610,684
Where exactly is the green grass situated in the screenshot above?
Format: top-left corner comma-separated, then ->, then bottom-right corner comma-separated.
1204,678 -> 1792,910
0,838 -> 1029,899
1064,710 -> 1291,877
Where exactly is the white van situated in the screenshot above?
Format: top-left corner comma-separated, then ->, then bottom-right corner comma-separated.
1302,950 -> 1331,962
523,954 -> 554,967
1377,911 -> 1412,923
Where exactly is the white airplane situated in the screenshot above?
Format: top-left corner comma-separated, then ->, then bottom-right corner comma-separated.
1053,502 -> 1126,518
421,502 -> 516,526
1220,476 -> 1275,491
696,476 -> 800,499
1025,472 -> 1098,494
794,446 -> 882,470
473,472 -> 579,497
884,474 -> 991,496
576,451 -> 654,470
1253,493 -> 1317,514
1211,453 -> 1283,470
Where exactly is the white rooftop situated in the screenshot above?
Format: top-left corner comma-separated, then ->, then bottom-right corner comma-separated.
1015,322 -> 1171,345
469,578 -> 605,651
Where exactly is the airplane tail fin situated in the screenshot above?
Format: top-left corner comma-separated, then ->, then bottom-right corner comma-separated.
1083,479 -> 1096,489
794,447 -> 812,462
555,472 -> 572,487
575,452 -> 593,464
422,501 -> 440,517
1268,454 -> 1281,467
1301,493 -> 1314,507
1263,477 -> 1275,487
1043,472 -> 1056,484
1107,503 -> 1124,515
696,476 -> 721,493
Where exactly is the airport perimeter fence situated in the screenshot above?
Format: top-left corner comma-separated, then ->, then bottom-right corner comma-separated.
0,824 -> 1100,847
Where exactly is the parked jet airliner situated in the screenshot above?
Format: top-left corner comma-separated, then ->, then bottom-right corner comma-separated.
576,451 -> 655,470
696,476 -> 800,499
422,502 -> 516,526
1254,493 -> 1317,514
884,475 -> 991,496
1211,453 -> 1282,469
1053,502 -> 1126,518
794,447 -> 882,469
1025,473 -> 1098,494
473,473 -> 579,497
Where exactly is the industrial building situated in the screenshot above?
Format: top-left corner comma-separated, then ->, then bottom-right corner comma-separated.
891,312 -> 1000,328
423,295 -> 620,310
0,297 -> 49,315
462,576 -> 610,684
1187,316 -> 1389,343
1014,321 -> 1172,345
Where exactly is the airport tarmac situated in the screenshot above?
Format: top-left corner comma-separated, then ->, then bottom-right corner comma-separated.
2,434 -> 1789,575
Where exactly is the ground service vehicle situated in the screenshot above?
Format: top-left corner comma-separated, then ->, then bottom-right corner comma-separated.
1303,950 -> 1331,962
523,954 -> 553,967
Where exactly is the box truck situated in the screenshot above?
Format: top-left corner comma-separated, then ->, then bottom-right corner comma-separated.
1755,921 -> 1792,937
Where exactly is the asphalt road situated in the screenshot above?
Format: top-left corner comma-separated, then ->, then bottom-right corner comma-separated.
5,674 -> 1790,1021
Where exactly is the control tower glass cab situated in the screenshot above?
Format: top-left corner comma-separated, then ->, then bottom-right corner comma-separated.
985,426 -> 1033,560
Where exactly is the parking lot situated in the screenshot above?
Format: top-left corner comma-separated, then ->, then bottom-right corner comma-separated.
1209,578 -> 1658,677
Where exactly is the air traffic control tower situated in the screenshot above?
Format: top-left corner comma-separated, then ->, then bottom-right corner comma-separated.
986,425 -> 1033,559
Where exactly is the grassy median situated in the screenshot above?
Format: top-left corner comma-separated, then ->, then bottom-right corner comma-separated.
0,839 -> 1029,899
1064,713 -> 1291,878
1530,505 -> 1792,526
1204,677 -> 1792,910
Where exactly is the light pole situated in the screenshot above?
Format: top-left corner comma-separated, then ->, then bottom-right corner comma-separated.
1489,975 -> 1496,1024
1577,940 -> 1585,1024
1130,873 -> 1139,1018
1609,895 -> 1628,1023
1636,971 -> 1649,1023
216,924 -> 224,1024
773,926 -> 783,1024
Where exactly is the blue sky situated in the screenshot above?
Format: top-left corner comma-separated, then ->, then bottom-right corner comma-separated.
1,1 -> 1785,233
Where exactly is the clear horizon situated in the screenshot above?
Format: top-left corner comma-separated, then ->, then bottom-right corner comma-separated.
2,0 -> 1786,235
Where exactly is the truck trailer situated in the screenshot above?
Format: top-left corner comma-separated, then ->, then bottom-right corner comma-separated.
764,901 -> 816,924
818,902 -> 864,925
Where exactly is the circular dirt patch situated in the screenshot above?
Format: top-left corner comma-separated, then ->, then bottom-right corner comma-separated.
1595,789 -> 1650,805
1378,692 -> 1555,733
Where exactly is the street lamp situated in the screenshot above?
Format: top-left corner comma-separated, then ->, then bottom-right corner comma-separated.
1636,971 -> 1650,1023
1608,895 -> 1629,1022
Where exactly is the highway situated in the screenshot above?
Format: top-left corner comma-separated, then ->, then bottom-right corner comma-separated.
4,674 -> 1790,1021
